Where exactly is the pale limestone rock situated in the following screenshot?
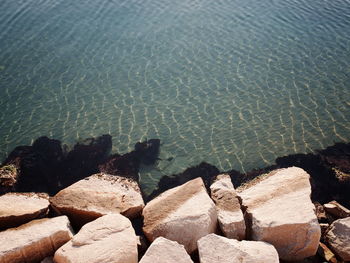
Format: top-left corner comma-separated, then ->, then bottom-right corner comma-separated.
326,217 -> 350,261
0,192 -> 49,229
237,167 -> 321,261
54,213 -> 138,263
197,233 -> 279,263
139,237 -> 193,263
210,174 -> 245,240
0,216 -> 73,263
143,177 -> 217,253
50,173 -> 144,225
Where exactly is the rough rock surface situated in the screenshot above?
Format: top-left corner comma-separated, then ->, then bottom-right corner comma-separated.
325,217 -> 350,261
50,173 -> 144,225
0,192 -> 49,230
237,167 -> 321,261
143,177 -> 217,253
139,237 -> 193,263
54,214 -> 138,263
210,174 -> 245,240
197,233 -> 279,263
317,242 -> 337,263
0,216 -> 73,263
324,201 -> 350,219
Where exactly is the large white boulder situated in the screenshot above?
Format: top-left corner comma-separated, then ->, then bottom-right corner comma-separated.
50,173 -> 144,225
197,233 -> 279,263
210,174 -> 245,240
0,192 -> 49,229
0,216 -> 73,263
139,237 -> 193,263
54,213 -> 138,263
143,177 -> 217,253
237,167 -> 321,261
325,217 -> 350,261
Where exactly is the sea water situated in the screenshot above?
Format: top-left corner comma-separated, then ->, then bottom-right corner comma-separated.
0,0 -> 349,192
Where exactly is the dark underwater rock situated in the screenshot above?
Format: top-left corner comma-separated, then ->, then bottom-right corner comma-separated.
147,162 -> 220,201
98,139 -> 161,182
59,134 -> 112,187
1,137 -> 62,194
134,139 -> 160,165
1,135 -> 113,195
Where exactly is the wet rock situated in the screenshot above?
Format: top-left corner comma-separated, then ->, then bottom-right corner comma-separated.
0,192 -> 49,230
197,233 -> 279,263
60,134 -> 112,186
50,173 -> 144,227
143,177 -> 217,253
139,237 -> 193,263
147,162 -> 220,201
1,137 -> 62,194
54,214 -> 138,263
0,216 -> 73,263
98,139 -> 161,182
324,201 -> 350,219
134,139 -> 160,165
1,135 -> 112,195
210,174 -> 245,240
317,242 -> 337,263
0,164 -> 18,193
238,167 -> 321,261
98,153 -> 140,181
325,217 -> 350,261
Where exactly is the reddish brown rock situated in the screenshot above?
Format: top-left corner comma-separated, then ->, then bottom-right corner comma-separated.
0,192 -> 49,230
324,201 -> 350,219
317,242 -> 337,263
50,173 -> 144,226
238,167 -> 321,261
0,216 -> 73,263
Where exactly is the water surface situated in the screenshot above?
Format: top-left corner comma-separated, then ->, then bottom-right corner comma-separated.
0,0 -> 350,192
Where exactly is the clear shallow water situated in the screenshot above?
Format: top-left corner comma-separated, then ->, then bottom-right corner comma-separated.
0,0 -> 350,193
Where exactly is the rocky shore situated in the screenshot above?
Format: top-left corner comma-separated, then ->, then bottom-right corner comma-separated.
0,135 -> 349,262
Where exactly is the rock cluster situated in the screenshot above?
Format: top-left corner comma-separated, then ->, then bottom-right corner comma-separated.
0,166 -> 349,262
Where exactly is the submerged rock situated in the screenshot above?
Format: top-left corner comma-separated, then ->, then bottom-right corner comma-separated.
197,233 -> 279,263
147,162 -> 220,201
0,216 -> 73,263
238,167 -> 321,261
139,237 -> 193,263
98,139 -> 160,182
54,214 -> 138,263
0,192 -> 49,230
325,217 -> 350,261
143,177 -> 217,253
210,174 -> 245,240
50,173 -> 144,227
